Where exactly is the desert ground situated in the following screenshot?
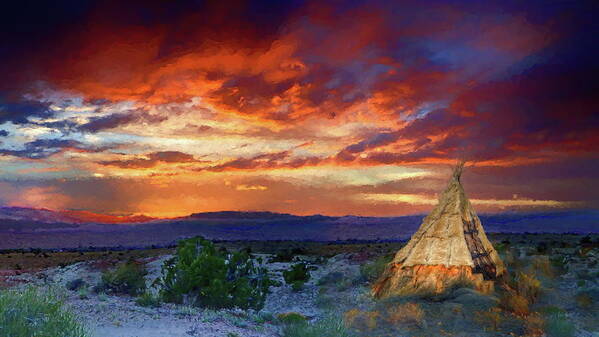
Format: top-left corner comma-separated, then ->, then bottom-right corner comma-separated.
1,234 -> 598,337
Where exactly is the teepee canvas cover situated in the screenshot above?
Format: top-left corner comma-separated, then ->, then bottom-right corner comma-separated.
372,163 -> 505,298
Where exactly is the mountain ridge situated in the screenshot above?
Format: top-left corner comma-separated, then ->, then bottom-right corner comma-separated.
0,207 -> 597,249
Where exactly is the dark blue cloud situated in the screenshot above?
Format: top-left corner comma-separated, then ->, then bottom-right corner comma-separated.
0,96 -> 53,124
78,111 -> 167,133
0,138 -> 109,159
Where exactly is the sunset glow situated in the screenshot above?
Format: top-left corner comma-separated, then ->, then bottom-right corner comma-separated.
0,1 -> 596,217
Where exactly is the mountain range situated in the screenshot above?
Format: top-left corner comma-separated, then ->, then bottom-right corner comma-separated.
0,207 -> 598,249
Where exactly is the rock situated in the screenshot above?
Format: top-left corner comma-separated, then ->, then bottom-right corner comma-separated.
66,278 -> 87,291
449,288 -> 499,311
317,271 -> 344,285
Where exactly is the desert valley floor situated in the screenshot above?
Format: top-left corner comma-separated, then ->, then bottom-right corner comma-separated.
1,234 -> 598,337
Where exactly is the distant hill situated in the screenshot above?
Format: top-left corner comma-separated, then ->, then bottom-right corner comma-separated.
0,207 -> 155,225
0,207 -> 597,249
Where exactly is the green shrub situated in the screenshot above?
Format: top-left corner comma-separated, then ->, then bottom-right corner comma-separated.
278,312 -> 308,324
291,281 -> 304,292
494,241 -> 510,254
360,255 -> 391,283
544,312 -> 575,337
0,286 -> 88,337
158,236 -> 272,310
283,263 -> 311,290
282,316 -> 353,337
135,292 -> 161,308
99,261 -> 147,296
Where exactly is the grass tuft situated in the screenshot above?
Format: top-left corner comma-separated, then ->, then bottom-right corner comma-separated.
499,292 -> 529,316
385,302 -> 424,327
359,255 -> 391,283
0,286 -> 88,337
544,312 -> 575,337
135,291 -> 161,308
282,315 -> 353,337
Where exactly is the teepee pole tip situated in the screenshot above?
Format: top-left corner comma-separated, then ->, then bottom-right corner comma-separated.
452,161 -> 465,181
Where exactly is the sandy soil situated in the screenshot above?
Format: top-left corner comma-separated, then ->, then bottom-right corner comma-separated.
5,245 -> 599,337
4,254 -> 335,337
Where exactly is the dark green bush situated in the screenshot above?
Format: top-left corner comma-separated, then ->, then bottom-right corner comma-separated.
0,286 -> 88,337
158,237 -> 272,310
270,248 -> 306,262
283,263 -> 311,291
99,261 -> 147,296
536,241 -> 549,254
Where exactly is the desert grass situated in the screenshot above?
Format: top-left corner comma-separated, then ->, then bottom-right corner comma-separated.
282,315 -> 353,337
0,286 -> 88,337
359,254 -> 392,283
343,309 -> 380,331
135,291 -> 161,308
499,292 -> 529,316
474,308 -> 503,332
514,271 -> 542,303
524,312 -> 545,336
385,302 -> 424,327
544,311 -> 575,337
574,291 -> 594,310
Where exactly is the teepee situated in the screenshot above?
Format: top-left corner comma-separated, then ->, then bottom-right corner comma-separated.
372,163 -> 505,298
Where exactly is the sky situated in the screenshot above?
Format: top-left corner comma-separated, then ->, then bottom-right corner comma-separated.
0,0 -> 596,217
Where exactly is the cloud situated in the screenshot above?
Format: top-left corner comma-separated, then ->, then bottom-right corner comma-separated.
358,192 -> 578,209
0,138 -> 107,159
99,151 -> 196,169
0,96 -> 53,124
236,184 -> 268,191
0,0 -> 596,216
2,185 -> 71,210
79,110 -> 167,132
0,1 -> 565,126
204,151 -> 325,172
